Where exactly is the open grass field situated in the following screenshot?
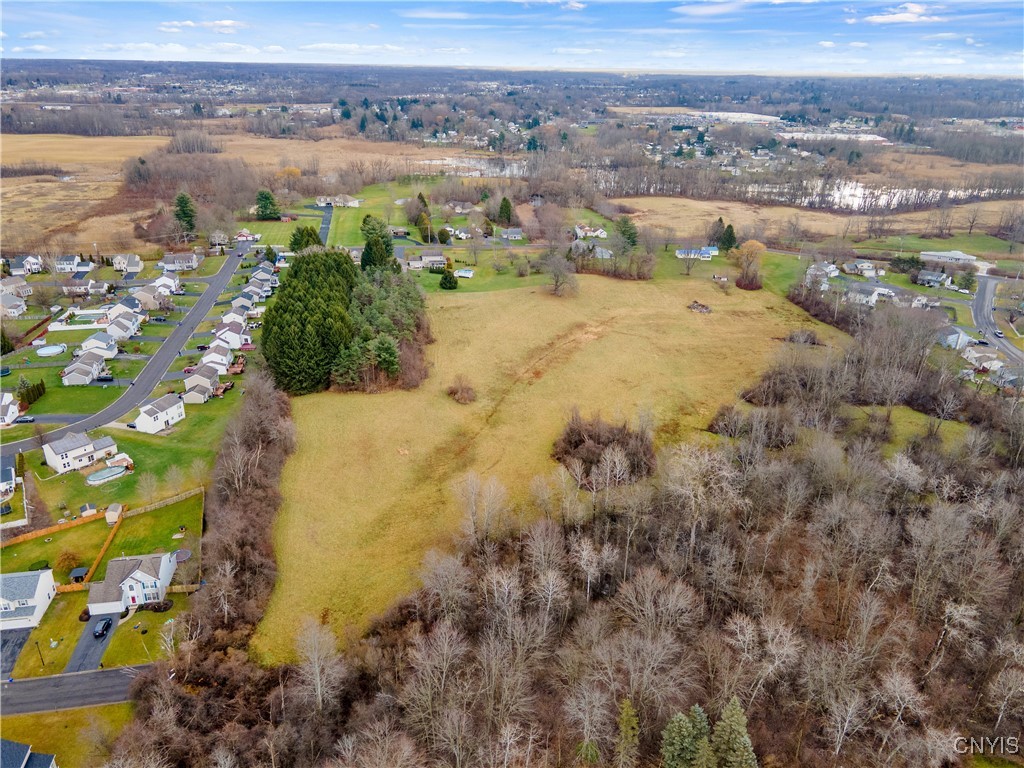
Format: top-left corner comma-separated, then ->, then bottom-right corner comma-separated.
239,213 -> 323,246
326,181 -> 420,247
93,496 -> 203,582
855,232 -> 1021,258
1,519 -> 111,581
10,592 -> 90,678
253,272 -> 843,662
844,405 -> 971,459
101,594 -> 193,667
0,702 -> 133,768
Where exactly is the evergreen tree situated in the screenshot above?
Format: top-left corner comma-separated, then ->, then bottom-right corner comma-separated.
369,335 -> 400,378
289,225 -> 322,253
361,235 -> 389,271
417,191 -> 429,211
1,329 -> 13,356
416,211 -> 433,243
438,228 -> 451,245
693,738 -> 718,768
689,704 -> 711,743
439,269 -> 459,290
173,192 -> 197,234
718,224 -> 737,254
498,196 -> 514,226
264,244 -> 276,261
711,697 -> 758,768
255,189 -> 281,220
616,215 -> 639,248
577,741 -> 601,766
662,705 -> 712,768
615,698 -> 640,768
15,375 -> 32,401
358,114 -> 368,133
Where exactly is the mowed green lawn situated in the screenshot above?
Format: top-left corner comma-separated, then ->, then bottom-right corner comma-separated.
240,213 -> 323,246
10,591 -> 90,678
93,495 -> 203,582
327,181 -> 422,247
1,519 -> 111,580
854,232 -> 1023,257
0,702 -> 133,768
101,594 -> 193,667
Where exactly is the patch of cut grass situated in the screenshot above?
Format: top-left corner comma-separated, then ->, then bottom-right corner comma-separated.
101,594 -> 192,668
1,518 -> 111,580
10,592 -> 90,678
844,404 -> 971,459
0,702 -> 134,768
93,496 -> 202,582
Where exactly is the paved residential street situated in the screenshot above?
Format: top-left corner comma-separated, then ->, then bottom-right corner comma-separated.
63,612 -> 120,674
974,276 -> 1022,361
0,252 -> 242,457
0,665 -> 149,714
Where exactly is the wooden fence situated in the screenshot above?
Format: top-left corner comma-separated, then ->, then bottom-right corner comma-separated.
124,487 -> 204,518
0,511 -> 105,548
83,515 -> 123,583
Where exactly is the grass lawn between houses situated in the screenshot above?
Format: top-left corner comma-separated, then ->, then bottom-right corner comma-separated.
101,593 -> 193,668
93,495 -> 203,582
253,269 -> 846,663
1,518 -> 111,581
0,702 -> 134,768
10,591 -> 90,678
238,211 -> 324,246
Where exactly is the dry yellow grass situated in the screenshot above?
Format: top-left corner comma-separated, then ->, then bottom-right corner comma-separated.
617,195 -> 1021,241
1,134 -> 169,167
252,274 -> 839,662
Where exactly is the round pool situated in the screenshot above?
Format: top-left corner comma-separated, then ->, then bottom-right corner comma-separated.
36,344 -> 67,358
86,465 -> 127,486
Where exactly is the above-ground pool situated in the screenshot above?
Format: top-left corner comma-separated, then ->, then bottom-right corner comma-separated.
36,344 -> 67,358
86,465 -> 127,486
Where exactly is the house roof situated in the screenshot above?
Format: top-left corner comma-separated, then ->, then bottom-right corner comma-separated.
46,431 -> 93,454
69,567 -> 90,579
85,331 -> 114,345
0,294 -> 26,308
1,277 -> 28,287
55,255 -> 79,264
189,363 -> 220,382
0,739 -> 31,768
117,296 -> 141,310
186,383 -> 213,398
0,570 -> 50,602
846,283 -> 878,296
919,270 -> 946,280
140,393 -> 182,419
207,342 -> 231,356
72,350 -> 105,368
215,321 -> 244,336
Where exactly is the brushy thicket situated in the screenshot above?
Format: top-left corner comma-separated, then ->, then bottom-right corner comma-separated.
552,408 -> 656,489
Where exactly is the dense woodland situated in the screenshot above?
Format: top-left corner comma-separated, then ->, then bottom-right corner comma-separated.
104,302 -> 1023,768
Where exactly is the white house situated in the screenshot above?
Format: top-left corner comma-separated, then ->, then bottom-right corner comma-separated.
43,432 -> 118,474
112,253 -> 143,273
803,265 -> 831,291
845,283 -> 894,307
937,325 -> 972,350
159,252 -> 203,272
151,274 -> 181,295
500,227 -> 524,241
106,312 -> 143,341
106,296 -> 143,323
1,277 -> 33,298
0,570 -> 57,630
0,293 -> 27,318
842,260 -> 878,278
917,270 -> 951,289
61,350 -> 107,386
921,250 -> 977,265
1,392 -> 20,426
54,255 -> 85,274
574,224 -> 608,239
131,285 -> 164,312
812,261 -> 840,278
201,343 -> 233,374
235,229 -> 262,242
78,331 -> 119,359
220,307 -> 248,327
87,553 -> 177,615
213,321 -> 251,350
962,346 -> 1004,372
7,255 -> 44,276
135,394 -> 186,434
674,247 -> 717,261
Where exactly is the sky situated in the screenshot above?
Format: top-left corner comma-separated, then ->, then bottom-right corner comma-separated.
2,1 -> 1022,76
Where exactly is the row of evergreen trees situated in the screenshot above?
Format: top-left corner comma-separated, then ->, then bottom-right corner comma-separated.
15,375 -> 46,405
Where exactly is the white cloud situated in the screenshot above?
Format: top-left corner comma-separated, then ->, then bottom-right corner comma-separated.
263,45 -> 287,54
671,2 -> 745,18
849,41 -> 869,47
922,32 -> 957,39
95,42 -> 190,55
562,1 -> 587,9
158,19 -> 249,34
20,31 -> 51,40
298,43 -> 404,54
844,17 -> 857,24
399,9 -> 471,19
553,46 -> 603,54
11,44 -> 56,53
436,47 -> 472,54
199,42 -> 259,55
865,3 -> 945,24
818,40 -> 836,48
0,32 -> 6,39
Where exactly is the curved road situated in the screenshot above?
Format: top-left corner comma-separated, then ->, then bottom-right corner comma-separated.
1,252 -> 241,458
973,276 -> 1023,361
1,665 -> 148,714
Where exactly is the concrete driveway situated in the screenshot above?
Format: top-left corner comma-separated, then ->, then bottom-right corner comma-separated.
63,613 -> 120,674
0,629 -> 31,677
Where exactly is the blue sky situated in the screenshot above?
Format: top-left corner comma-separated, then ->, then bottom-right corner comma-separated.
2,1 -> 1022,76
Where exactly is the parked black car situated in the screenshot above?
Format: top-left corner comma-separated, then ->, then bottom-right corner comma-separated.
96,375 -> 114,382
196,344 -> 210,351
93,617 -> 113,638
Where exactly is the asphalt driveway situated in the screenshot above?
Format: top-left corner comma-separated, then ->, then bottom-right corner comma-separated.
63,613 -> 120,674
0,629 -> 31,677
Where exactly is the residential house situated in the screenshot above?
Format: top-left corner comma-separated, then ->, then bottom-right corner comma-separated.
937,325 -> 972,350
54,254 -> 85,273
235,229 -> 262,242
335,194 -> 359,208
77,331 -> 119,360
803,264 -> 831,291
921,250 -> 977,265
0,293 -> 27,318
842,260 -> 878,278
213,321 -> 251,350
674,247 -> 718,261
184,363 -> 220,393
220,306 -> 247,327
962,346 -> 1004,372
209,230 -> 229,247
61,350 -> 106,386
992,366 -> 1021,390
42,431 -> 117,474
0,454 -> 18,497
500,227 -> 524,241
160,251 -> 203,272
150,275 -> 181,296
7,255 -> 44,276
87,279 -> 110,296
448,201 -> 477,214
132,285 -> 164,311
87,553 -> 177,615
112,253 -> 143,273
61,279 -> 90,298
106,296 -> 143,323
812,261 -> 840,278
1,392 -> 19,426
574,224 -> 608,239
1,277 -> 33,298
917,270 -> 951,289
135,394 -> 186,434
201,343 -> 233,374
247,276 -> 274,299
0,571 -> 57,631
0,738 -> 57,768
454,228 -> 473,240
845,283 -> 894,307
105,312 -> 143,341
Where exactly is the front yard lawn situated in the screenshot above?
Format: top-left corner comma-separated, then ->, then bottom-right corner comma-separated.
0,702 -> 133,768
10,591 -> 90,678
93,495 -> 203,582
101,594 -> 193,668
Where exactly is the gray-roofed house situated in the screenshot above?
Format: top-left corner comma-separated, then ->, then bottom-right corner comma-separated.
135,394 -> 186,435
0,738 -> 57,768
106,295 -> 143,323
78,331 -> 118,360
87,553 -> 177,615
61,350 -> 106,386
500,227 -> 523,241
54,254 -> 84,273
159,251 -> 203,272
42,431 -> 117,474
112,253 -> 144,274
0,293 -> 27,318
937,325 -> 971,350
7,255 -> 44,276
917,270 -> 951,289
0,569 -> 57,630
1,276 -> 33,298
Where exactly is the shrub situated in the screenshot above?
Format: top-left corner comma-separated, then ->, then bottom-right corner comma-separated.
447,375 -> 477,404
439,269 -> 459,290
552,408 -> 655,486
785,328 -> 820,345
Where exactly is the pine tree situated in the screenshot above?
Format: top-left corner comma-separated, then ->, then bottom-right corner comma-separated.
498,196 -> 513,226
693,738 -> 718,768
255,189 -> 281,220
416,211 -> 433,243
707,217 -> 726,247
662,705 -> 712,768
360,216 -> 395,263
173,192 -> 197,233
369,334 -> 400,378
289,225 -> 322,253
361,236 -> 389,271
1,329 -> 13,356
616,216 -> 639,248
15,375 -> 32,401
264,244 -> 276,261
718,224 -> 737,254
689,704 -> 711,743
711,697 -> 758,768
615,698 -> 640,768
439,269 -> 459,290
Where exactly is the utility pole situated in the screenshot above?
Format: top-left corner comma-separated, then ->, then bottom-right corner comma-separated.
35,640 -> 44,669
